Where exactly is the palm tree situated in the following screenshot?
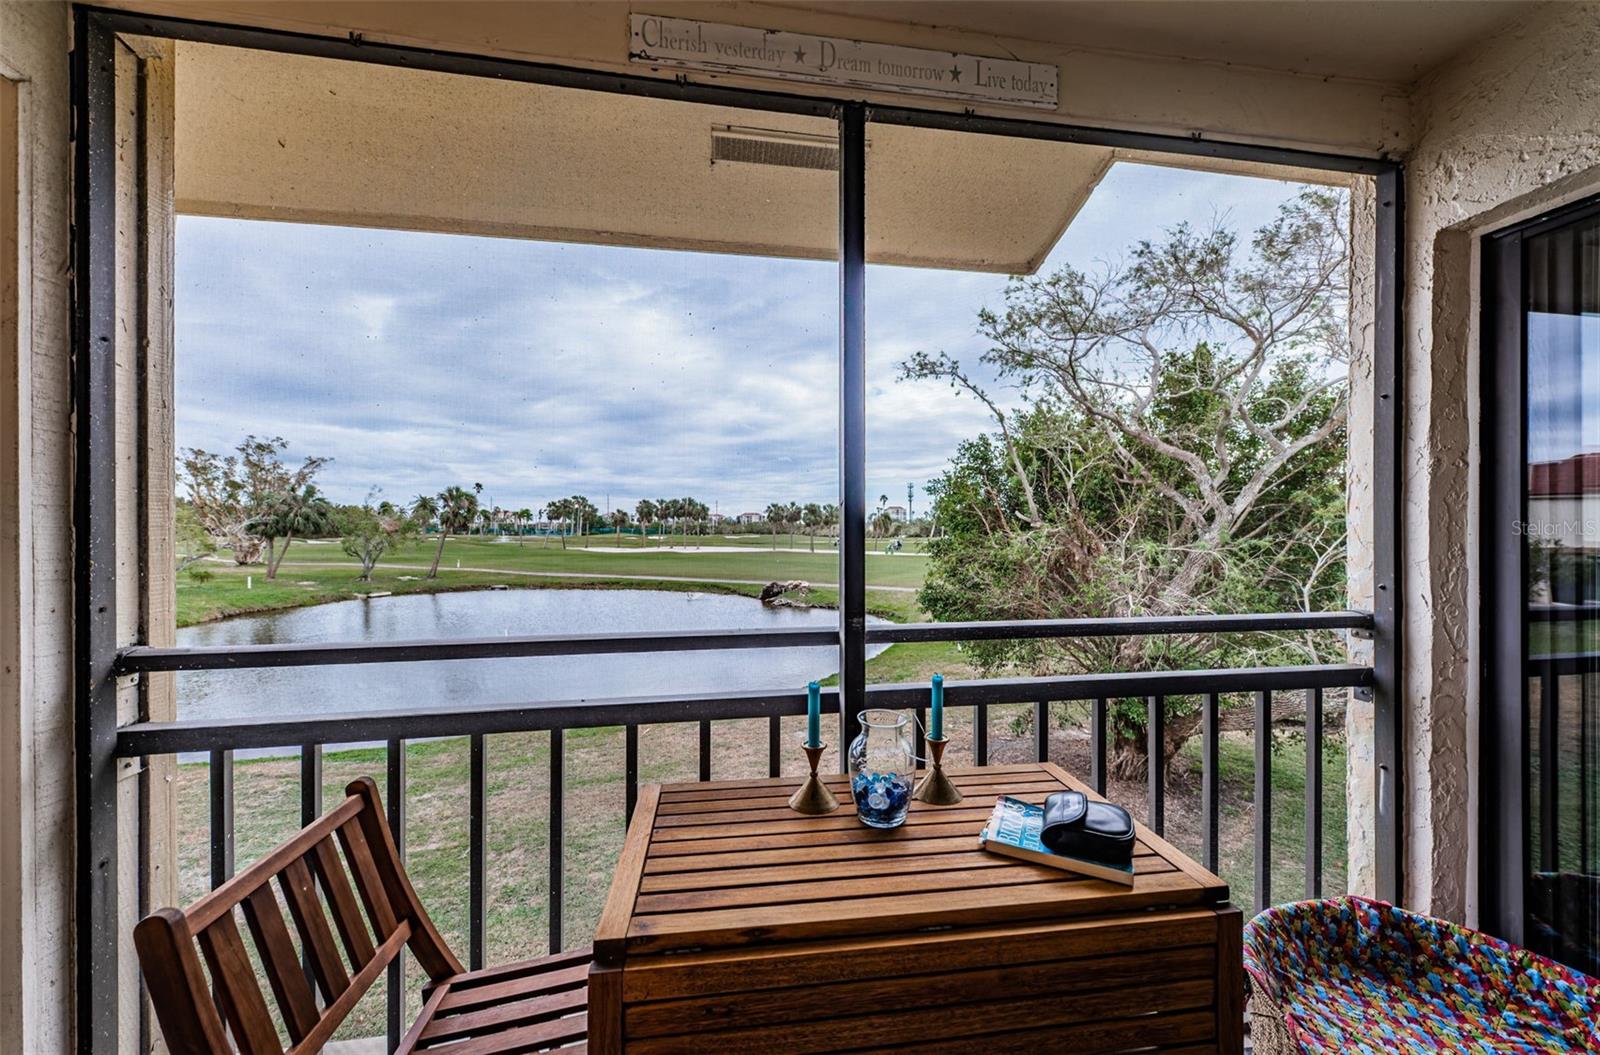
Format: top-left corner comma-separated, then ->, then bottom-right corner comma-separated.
609,508 -> 629,546
516,507 -> 533,546
425,485 -> 478,578
636,499 -> 657,548
802,502 -> 823,552
253,484 -> 335,580
783,502 -> 802,548
764,502 -> 785,550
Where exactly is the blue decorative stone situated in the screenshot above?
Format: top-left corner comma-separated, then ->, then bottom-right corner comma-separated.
851,770 -> 913,829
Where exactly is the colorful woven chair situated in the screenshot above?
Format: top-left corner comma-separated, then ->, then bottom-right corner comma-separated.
1243,895 -> 1600,1054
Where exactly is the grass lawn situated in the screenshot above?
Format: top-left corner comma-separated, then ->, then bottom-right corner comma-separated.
177,547 -> 927,627
280,535 -> 927,586
587,531 -> 932,555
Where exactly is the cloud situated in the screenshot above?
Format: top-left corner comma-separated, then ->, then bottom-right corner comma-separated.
176,162 -> 1311,514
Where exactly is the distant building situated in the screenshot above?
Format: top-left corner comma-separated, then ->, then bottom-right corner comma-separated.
884,505 -> 908,523
737,512 -> 764,524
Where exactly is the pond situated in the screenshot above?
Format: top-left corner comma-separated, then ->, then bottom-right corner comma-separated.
177,589 -> 884,732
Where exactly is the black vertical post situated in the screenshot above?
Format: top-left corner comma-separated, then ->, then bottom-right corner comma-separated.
1255,690 -> 1273,912
974,704 -> 989,766
300,744 -> 323,990
1372,164 -> 1404,906
299,744 -> 323,826
1091,699 -> 1108,795
1539,666 -> 1560,873
1480,224 -> 1525,942
626,724 -> 640,822
1146,697 -> 1165,835
698,719 -> 712,782
1305,688 -> 1324,898
469,734 -> 487,970
386,740 -> 406,1048
1202,694 -> 1220,874
72,14 -> 120,1053
549,728 -> 564,954
1034,701 -> 1049,763
837,102 -> 867,763
767,716 -> 781,778
208,750 -> 235,887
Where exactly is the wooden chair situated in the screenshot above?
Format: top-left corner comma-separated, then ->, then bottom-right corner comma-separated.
135,777 -> 589,1054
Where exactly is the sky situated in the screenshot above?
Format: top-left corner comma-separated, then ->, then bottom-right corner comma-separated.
175,162 -> 1312,518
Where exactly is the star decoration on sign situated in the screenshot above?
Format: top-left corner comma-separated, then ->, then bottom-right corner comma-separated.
794,46 -> 806,63
949,64 -> 962,82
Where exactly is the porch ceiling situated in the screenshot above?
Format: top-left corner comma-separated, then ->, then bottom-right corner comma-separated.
174,41 -> 1116,272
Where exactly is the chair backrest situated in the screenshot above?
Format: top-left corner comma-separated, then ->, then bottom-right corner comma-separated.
135,777 -> 464,1055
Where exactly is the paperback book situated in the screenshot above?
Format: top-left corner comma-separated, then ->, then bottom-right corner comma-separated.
978,795 -> 1136,887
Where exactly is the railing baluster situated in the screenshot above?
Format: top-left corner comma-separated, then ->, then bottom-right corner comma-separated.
1091,698 -> 1107,795
300,745 -> 323,826
626,724 -> 640,823
1202,694 -> 1219,874
549,728 -> 564,954
916,705 -> 927,761
975,704 -> 988,765
209,748 -> 235,888
1034,701 -> 1049,762
698,719 -> 711,782
299,744 -> 323,991
469,733 -> 487,971
385,738 -> 406,1049
767,716 -> 780,778
1146,697 -> 1165,836
1540,662 -> 1559,872
1305,688 -> 1323,899
1255,691 -> 1272,912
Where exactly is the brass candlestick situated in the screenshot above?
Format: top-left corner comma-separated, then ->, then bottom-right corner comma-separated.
788,741 -> 839,814
913,735 -> 963,805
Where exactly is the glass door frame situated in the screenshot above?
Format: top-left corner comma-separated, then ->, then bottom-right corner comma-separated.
1481,192 -> 1600,944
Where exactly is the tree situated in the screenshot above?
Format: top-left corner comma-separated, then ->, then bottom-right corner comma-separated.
609,508 -> 630,546
902,189 -> 1351,779
339,496 -> 415,581
249,483 -> 335,580
410,494 -> 439,536
175,500 -> 216,574
636,499 -> 657,547
421,485 -> 478,578
764,502 -> 786,549
802,502 -> 824,552
177,435 -> 329,564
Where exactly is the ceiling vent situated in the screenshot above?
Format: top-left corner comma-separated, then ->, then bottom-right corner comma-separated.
710,125 -> 839,172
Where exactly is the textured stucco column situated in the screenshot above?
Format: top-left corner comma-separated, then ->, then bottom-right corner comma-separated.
1345,177 -> 1379,899
0,3 -> 75,1052
1402,1 -> 1600,922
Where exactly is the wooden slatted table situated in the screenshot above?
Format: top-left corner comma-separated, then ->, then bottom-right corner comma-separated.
589,761 -> 1242,1054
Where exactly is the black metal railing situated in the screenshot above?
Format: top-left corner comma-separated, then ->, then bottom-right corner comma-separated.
113,610 -> 1372,1047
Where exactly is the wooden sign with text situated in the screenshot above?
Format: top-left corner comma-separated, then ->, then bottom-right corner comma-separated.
630,15 -> 1059,109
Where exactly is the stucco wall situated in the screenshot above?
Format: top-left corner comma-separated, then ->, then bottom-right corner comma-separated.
0,3 -> 76,1053
1402,0 -> 1600,922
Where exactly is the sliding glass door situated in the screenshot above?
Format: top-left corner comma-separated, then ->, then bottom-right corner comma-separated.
1483,195 -> 1600,973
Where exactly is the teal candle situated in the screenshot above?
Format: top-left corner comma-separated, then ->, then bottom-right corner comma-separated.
930,673 -> 944,740
806,681 -> 821,748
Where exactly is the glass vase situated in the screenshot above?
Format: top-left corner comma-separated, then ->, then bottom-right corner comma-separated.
847,709 -> 916,828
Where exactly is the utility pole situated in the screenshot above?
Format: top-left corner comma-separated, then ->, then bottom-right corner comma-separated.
907,482 -> 914,521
